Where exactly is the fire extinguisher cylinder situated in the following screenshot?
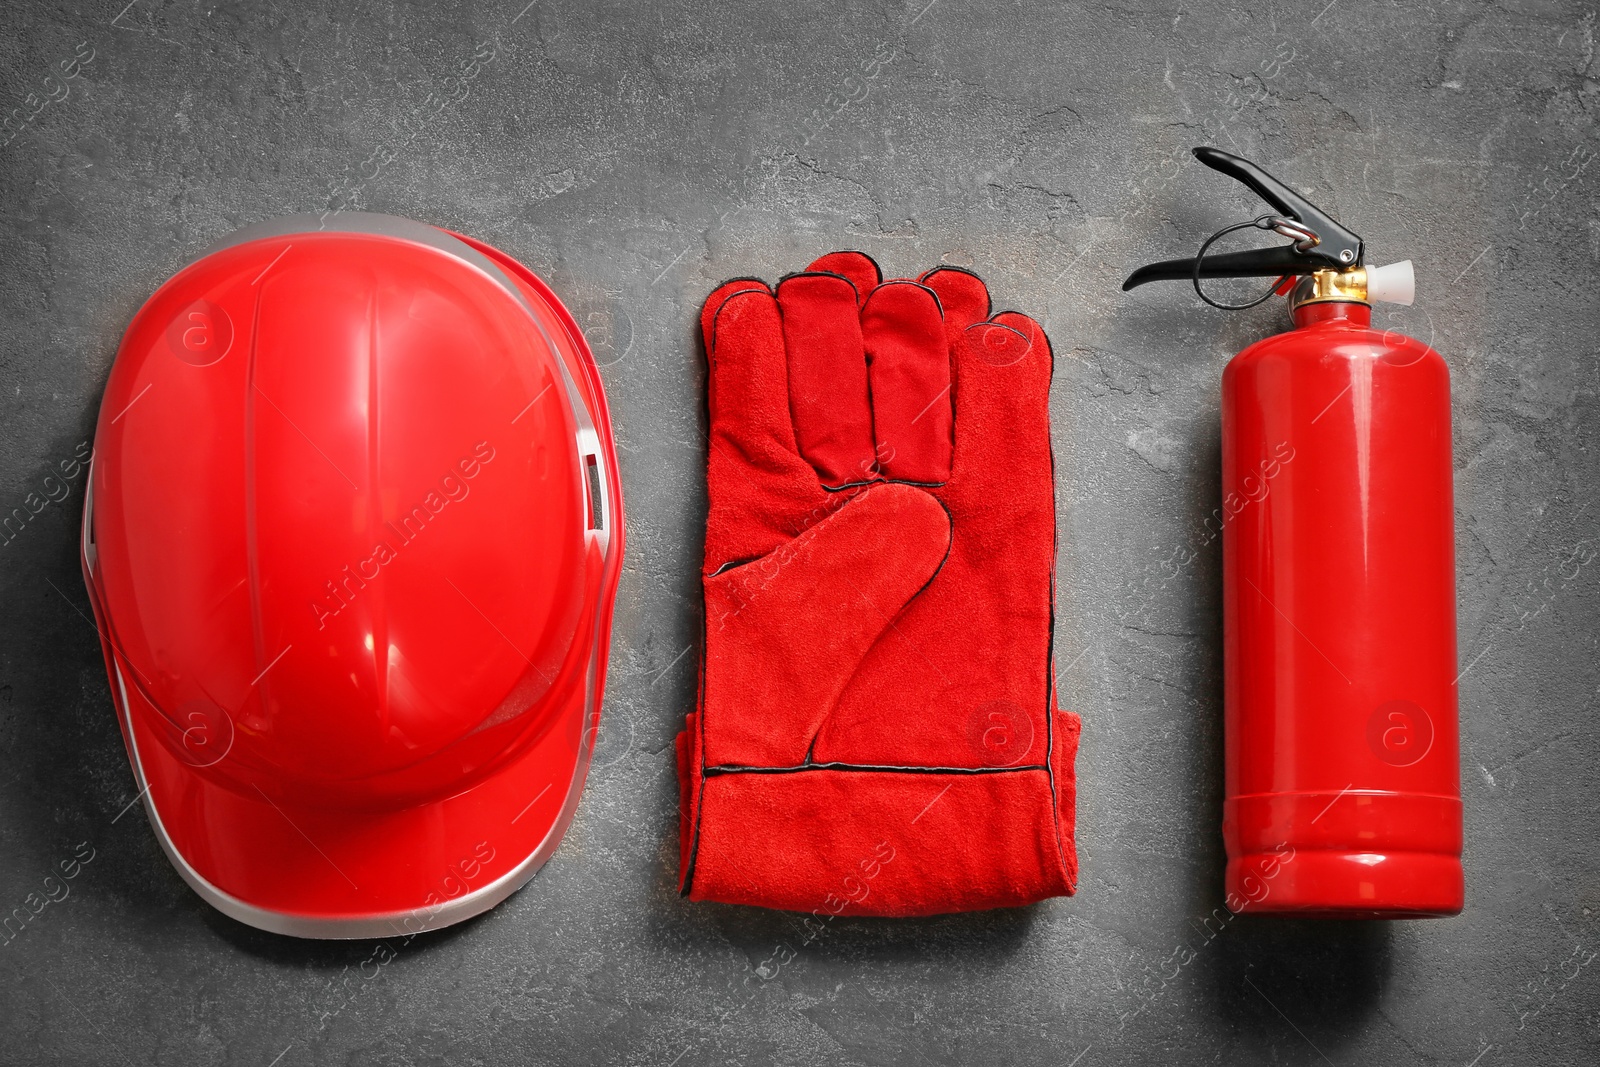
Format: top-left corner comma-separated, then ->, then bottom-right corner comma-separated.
1221,290 -> 1461,917
1125,148 -> 1464,918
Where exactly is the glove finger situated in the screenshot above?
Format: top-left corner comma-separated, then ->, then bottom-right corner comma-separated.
806,250 -> 881,307
945,310 -> 1054,508
919,265 -> 991,337
702,278 -> 773,415
862,281 -> 952,484
703,285 -> 827,567
776,271 -> 876,487
702,278 -> 770,342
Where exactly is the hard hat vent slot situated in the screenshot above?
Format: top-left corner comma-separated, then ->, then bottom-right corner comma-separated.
584,454 -> 604,531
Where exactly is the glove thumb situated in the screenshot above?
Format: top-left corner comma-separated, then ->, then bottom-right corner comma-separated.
700,482 -> 951,767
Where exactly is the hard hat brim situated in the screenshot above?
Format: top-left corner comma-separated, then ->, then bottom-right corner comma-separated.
103,623 -> 606,938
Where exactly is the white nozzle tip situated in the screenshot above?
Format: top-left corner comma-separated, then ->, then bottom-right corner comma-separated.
1366,260 -> 1415,305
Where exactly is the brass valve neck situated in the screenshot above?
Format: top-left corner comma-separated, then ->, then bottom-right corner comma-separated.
1289,268 -> 1369,312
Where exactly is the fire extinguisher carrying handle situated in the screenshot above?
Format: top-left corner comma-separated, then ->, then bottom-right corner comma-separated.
1121,147 -> 1365,291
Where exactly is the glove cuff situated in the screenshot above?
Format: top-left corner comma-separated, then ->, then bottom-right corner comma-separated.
678,713 -> 1079,917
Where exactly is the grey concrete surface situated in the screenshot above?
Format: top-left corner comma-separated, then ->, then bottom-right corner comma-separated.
2,0 -> 1597,1063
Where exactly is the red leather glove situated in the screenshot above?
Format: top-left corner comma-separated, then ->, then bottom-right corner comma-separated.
676,251 -> 1078,916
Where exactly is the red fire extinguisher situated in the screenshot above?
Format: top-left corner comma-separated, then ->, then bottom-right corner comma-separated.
1125,148 -> 1462,917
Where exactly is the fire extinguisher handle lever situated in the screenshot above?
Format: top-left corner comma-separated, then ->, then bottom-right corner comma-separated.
1121,244 -> 1310,290
1193,148 -> 1363,268
1121,147 -> 1366,292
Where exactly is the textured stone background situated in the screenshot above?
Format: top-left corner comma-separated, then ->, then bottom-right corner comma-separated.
2,0 -> 1597,1064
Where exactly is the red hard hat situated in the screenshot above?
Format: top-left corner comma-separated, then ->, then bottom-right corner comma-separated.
81,214 -> 625,938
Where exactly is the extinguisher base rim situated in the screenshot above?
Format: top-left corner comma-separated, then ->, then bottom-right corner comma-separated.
1226,849 -> 1463,919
